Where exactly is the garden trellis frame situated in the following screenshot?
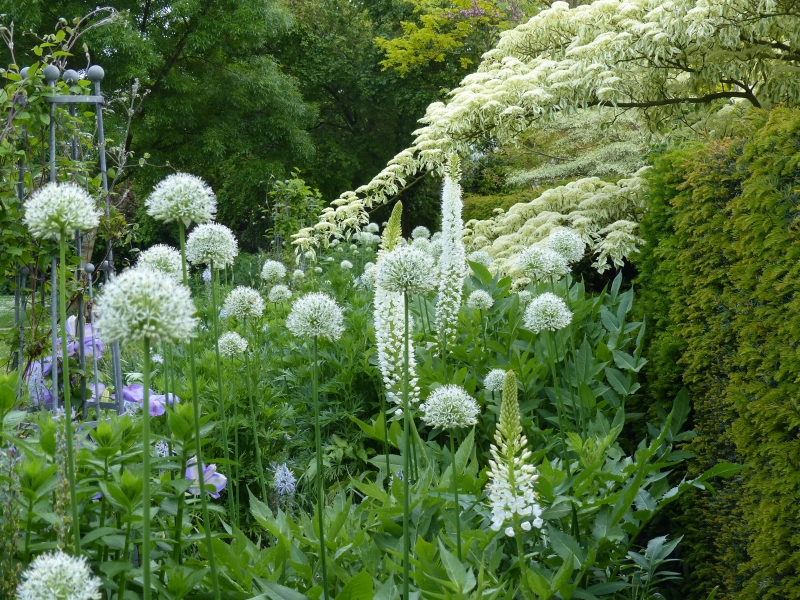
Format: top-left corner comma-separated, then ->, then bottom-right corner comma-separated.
13,63 -> 125,419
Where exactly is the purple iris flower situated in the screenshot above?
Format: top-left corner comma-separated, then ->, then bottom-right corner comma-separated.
56,316 -> 106,359
185,456 -> 227,499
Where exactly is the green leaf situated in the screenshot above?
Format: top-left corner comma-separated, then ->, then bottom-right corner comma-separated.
334,570 -> 373,600
551,551 -> 575,593
253,582 -> 312,600
669,387 -> 690,437
548,529 -> 585,568
468,261 -> 493,286
699,462 -> 748,480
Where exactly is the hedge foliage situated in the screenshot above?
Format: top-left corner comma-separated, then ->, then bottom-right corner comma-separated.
636,108 -> 800,599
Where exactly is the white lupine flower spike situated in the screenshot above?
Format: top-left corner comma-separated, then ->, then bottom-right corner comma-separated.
435,173 -> 468,347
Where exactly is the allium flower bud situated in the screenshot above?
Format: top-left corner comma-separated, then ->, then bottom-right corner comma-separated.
484,369 -> 506,393
286,292 -> 344,341
16,550 -> 102,600
467,289 -> 493,311
523,292 -> 572,333
94,268 -> 198,346
261,259 -> 286,283
24,182 -> 101,240
546,228 -> 585,264
420,384 -> 480,429
137,244 -> 183,282
314,266 -> 323,274
517,245 -> 569,281
376,246 -> 436,295
223,286 -> 265,320
268,284 -> 292,303
218,331 -> 248,357
185,222 -> 238,268
146,173 -> 216,226
340,260 -> 353,270
411,225 -> 431,240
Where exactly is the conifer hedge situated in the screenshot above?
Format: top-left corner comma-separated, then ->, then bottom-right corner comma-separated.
636,108 -> 800,600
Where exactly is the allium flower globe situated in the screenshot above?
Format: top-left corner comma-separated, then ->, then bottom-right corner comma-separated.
340,259 -> 353,270
261,259 -> 286,283
137,244 -> 183,282
524,292 -> 572,333
468,249 -> 493,268
484,369 -> 507,392
517,245 -> 569,281
268,284 -> 292,303
420,385 -> 480,429
185,223 -> 238,268
94,268 -> 198,346
375,246 -> 436,295
411,225 -> 431,240
314,266 -> 323,274
16,550 -> 102,600
146,173 -> 216,226
546,228 -> 585,264
517,290 -> 533,306
292,269 -> 305,280
223,286 -> 265,320
412,237 -> 432,254
218,331 -> 248,357
467,290 -> 493,311
24,182 -> 101,240
365,222 -> 380,233
286,292 -> 344,341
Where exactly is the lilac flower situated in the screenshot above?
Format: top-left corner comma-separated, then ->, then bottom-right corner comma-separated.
185,456 -> 227,499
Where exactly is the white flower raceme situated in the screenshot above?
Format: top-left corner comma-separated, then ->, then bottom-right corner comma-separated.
546,228 -> 585,264
137,244 -> 183,282
467,290 -> 494,311
261,259 -> 287,283
435,175 -> 468,347
484,369 -> 507,393
411,225 -> 431,240
218,331 -> 248,357
374,286 -> 421,409
292,269 -> 305,280
16,550 -> 102,600
376,245 -> 436,295
185,223 -> 238,268
24,182 -> 101,240
340,260 -> 353,270
146,173 -> 216,227
286,292 -> 344,341
223,287 -> 265,320
524,292 -> 572,333
468,250 -> 493,269
517,246 -> 569,282
94,268 -> 198,346
420,384 -> 480,429
268,284 -> 292,303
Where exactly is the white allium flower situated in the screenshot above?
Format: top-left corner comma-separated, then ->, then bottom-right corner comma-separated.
314,266 -> 323,274
185,223 -> 238,268
523,292 -> 572,333
145,173 -> 216,227
202,268 -> 212,283
223,286 -> 265,320
517,290 -> 533,306
292,269 -> 305,280
435,176 -> 468,347
273,463 -> 296,498
268,284 -> 292,303
24,182 -> 101,240
304,250 -> 315,261
137,244 -> 183,282
365,222 -> 380,233
261,259 -> 286,283
325,257 -> 335,263
468,250 -> 493,268
412,237 -> 432,254
94,268 -> 198,346
420,384 -> 480,429
375,246 -> 436,295
218,331 -> 248,357
484,369 -> 506,392
517,246 -> 569,282
546,228 -> 585,264
286,292 -> 344,341
349,244 -> 357,251
467,290 -> 493,311
340,260 -> 353,270
411,225 -> 431,240
16,550 -> 102,600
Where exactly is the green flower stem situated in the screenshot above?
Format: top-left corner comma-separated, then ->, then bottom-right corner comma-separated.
210,265 -> 235,522
58,234 -> 80,554
177,221 -> 220,600
232,358 -> 240,525
141,342 -> 152,600
379,390 -> 390,489
24,496 -> 34,562
449,430 -> 462,561
118,519 -> 132,598
402,291 -> 411,600
480,310 -> 488,355
243,326 -> 268,501
313,336 -> 329,600
173,440 -> 190,563
99,455 -> 110,563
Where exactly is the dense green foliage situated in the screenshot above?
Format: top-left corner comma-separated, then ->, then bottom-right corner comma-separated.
635,108 -> 800,599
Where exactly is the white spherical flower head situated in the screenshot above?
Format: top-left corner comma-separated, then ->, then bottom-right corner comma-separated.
468,250 -> 493,269
268,284 -> 292,303
467,289 -> 493,311
484,369 -> 506,393
524,292 -> 572,333
223,286 -> 265,320
185,223 -> 238,268
349,244 -> 357,251
412,237 -> 432,254
365,222 -> 380,233
146,172 -> 216,227
24,182 -> 101,240
286,292 -> 344,341
16,550 -> 102,600
420,384 -> 480,430
137,244 -> 183,282
411,225 -> 431,240
517,245 -> 569,281
314,266 -> 323,274
292,269 -> 305,280
218,331 -> 248,357
546,228 -> 585,264
94,268 -> 198,346
261,259 -> 286,283
340,260 -> 353,271
517,290 -> 533,306
376,246 -> 436,295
